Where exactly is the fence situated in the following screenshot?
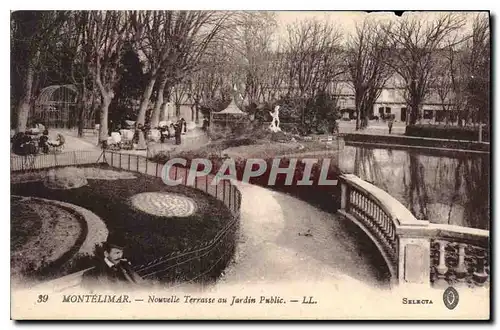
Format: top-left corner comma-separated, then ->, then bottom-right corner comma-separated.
106,151 -> 241,284
10,150 -> 103,172
25,150 -> 241,290
338,173 -> 490,288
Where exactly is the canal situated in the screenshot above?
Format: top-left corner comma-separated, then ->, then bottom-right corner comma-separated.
338,144 -> 490,230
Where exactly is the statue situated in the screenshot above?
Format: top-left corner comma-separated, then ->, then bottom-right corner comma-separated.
269,105 -> 281,133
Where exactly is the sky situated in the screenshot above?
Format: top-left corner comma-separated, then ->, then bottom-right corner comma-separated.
274,11 -> 485,37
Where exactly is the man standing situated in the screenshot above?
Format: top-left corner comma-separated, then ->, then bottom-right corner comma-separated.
82,235 -> 143,289
388,114 -> 394,134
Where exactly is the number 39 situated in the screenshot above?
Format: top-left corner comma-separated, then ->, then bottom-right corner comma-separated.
37,294 -> 49,303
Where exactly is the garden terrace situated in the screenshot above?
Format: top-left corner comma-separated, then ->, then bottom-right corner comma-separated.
11,162 -> 240,286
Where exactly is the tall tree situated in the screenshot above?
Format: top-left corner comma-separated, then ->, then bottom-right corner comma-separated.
464,13 -> 490,126
345,19 -> 393,130
11,11 -> 69,132
384,13 -> 465,125
85,11 -> 131,143
133,11 -> 231,128
284,18 -> 344,124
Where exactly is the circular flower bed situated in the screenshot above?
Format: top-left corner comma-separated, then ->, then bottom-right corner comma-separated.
44,167 -> 88,189
11,196 -> 86,283
130,192 -> 197,217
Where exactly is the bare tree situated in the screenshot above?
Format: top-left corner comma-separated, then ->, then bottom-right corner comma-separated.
260,41 -> 288,104
133,11 -> 231,128
464,13 -> 490,127
171,81 -> 190,120
186,43 -> 233,121
345,19 -> 393,130
284,18 -> 344,123
229,12 -> 278,106
384,13 -> 465,125
85,11 -> 131,143
56,11 -> 99,137
11,11 -> 69,132
433,13 -> 489,128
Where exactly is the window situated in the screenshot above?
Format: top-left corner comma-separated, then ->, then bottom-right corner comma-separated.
401,108 -> 407,122
423,110 -> 433,119
435,111 -> 445,122
339,99 -> 346,109
379,107 -> 384,115
385,107 -> 392,114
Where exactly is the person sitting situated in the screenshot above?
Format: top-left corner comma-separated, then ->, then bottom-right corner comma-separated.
12,132 -> 33,155
82,235 -> 143,290
38,130 -> 50,154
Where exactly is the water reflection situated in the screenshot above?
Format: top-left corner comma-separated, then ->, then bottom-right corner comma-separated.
338,146 -> 490,230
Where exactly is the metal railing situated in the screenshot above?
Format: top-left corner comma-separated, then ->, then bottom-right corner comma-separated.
20,150 -> 241,289
102,151 -> 241,284
10,150 -> 102,172
338,173 -> 490,288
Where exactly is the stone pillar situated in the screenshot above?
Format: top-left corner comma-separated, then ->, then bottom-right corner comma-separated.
340,181 -> 348,210
398,236 -> 431,286
434,240 -> 449,287
455,243 -> 468,287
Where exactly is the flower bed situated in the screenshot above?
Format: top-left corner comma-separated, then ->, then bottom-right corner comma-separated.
11,165 -> 235,283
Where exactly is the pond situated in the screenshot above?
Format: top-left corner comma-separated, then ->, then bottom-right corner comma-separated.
338,145 -> 490,230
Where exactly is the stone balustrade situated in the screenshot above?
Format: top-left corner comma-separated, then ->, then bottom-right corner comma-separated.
338,173 -> 489,288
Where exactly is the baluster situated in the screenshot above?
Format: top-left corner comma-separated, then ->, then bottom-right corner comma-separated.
454,243 -> 468,287
434,240 -> 450,287
473,249 -> 489,286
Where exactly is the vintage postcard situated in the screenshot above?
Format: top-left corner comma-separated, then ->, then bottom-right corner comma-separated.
10,10 -> 490,320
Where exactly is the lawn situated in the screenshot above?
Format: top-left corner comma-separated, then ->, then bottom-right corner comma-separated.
11,165 -> 235,279
11,196 -> 86,282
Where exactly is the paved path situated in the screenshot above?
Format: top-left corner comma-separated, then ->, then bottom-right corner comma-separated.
215,181 -> 390,290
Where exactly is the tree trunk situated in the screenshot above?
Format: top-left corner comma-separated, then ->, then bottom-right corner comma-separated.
16,64 -> 34,133
355,106 -> 360,130
190,104 -> 196,122
195,104 -> 200,124
150,78 -> 169,128
136,75 -> 157,125
99,94 -> 112,143
160,101 -> 168,122
77,85 -> 88,137
175,104 -> 181,118
409,100 -> 419,125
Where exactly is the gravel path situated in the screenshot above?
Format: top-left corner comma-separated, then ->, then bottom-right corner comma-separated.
216,181 -> 390,290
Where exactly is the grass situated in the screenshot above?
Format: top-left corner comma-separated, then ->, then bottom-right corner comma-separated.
11,196 -> 87,282
11,164 -> 235,279
11,197 -> 43,250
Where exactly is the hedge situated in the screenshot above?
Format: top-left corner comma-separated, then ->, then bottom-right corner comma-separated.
344,133 -> 490,152
405,124 -> 490,142
151,154 -> 342,213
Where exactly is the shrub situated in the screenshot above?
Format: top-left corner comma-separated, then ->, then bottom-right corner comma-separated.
405,124 -> 490,142
152,153 -> 342,213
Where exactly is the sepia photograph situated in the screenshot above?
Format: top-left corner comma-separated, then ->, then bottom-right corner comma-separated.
9,9 -> 490,320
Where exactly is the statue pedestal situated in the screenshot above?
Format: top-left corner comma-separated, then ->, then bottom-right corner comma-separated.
269,124 -> 282,133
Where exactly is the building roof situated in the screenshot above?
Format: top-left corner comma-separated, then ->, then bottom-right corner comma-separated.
217,98 -> 247,115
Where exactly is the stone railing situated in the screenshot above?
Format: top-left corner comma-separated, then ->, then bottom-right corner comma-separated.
338,173 -> 489,288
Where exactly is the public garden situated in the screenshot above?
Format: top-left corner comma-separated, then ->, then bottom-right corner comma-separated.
10,11 -> 490,292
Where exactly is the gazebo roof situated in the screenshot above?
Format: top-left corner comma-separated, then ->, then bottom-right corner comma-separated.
217,98 -> 247,115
